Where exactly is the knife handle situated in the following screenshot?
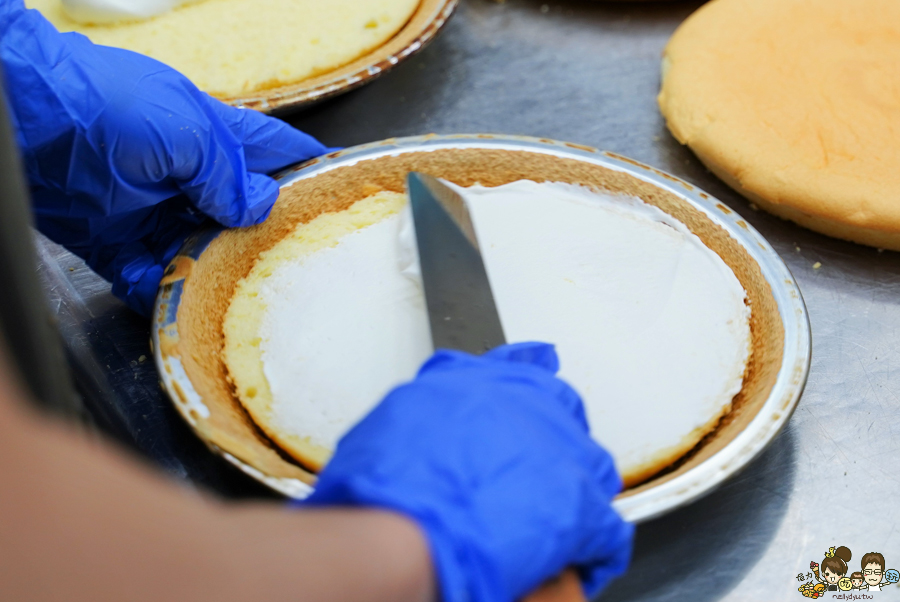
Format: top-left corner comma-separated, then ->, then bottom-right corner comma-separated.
522,569 -> 585,602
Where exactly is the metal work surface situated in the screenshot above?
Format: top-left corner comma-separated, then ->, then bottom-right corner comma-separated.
35,1 -> 900,600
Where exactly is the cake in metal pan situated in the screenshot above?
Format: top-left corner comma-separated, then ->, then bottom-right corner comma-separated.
163,145 -> 790,500
223,172 -> 752,489
28,0 -> 421,100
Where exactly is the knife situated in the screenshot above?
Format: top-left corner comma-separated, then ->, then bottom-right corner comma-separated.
407,172 -> 506,354
406,172 -> 585,602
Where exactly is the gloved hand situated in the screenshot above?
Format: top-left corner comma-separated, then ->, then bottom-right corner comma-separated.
305,342 -> 633,602
1,1 -> 328,316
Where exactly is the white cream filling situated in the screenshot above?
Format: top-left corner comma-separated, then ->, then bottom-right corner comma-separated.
259,214 -> 432,452
61,0 -> 205,23
450,181 -> 751,475
258,181 -> 751,479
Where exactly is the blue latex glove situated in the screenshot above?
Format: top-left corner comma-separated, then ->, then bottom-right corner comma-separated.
0,1 -> 328,316
305,342 -> 633,602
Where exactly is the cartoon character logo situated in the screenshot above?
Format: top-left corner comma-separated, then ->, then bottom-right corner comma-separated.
819,546 -> 852,591
798,547 -> 897,596
886,568 -> 900,584
862,552 -> 887,591
798,581 -> 826,598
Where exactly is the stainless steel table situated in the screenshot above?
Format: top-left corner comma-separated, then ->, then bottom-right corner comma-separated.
36,0 -> 900,599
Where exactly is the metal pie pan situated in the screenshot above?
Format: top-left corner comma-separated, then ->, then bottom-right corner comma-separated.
153,134 -> 811,523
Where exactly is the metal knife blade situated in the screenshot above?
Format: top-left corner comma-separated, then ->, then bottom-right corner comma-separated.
406,172 -> 506,354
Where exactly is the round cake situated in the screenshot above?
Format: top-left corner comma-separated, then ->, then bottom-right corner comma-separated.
28,0 -> 421,99
163,146 -> 787,496
659,0 -> 900,250
222,179 -> 752,488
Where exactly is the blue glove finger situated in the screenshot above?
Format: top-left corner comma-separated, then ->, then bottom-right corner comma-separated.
421,345 -> 591,433
113,244 -> 167,317
423,343 -> 559,377
203,95 -> 329,174
109,215 -> 197,317
483,343 -> 591,430
483,341 -> 560,373
236,170 -> 279,225
97,78 -> 275,230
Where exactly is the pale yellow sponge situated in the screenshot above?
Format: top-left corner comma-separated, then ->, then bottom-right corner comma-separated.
28,0 -> 421,98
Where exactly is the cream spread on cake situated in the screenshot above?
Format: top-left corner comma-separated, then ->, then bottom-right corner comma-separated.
224,181 -> 751,485
259,204 -> 430,458
61,0 -> 206,24
29,0 -> 421,98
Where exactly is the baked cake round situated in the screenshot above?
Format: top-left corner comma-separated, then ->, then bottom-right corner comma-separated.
659,0 -> 900,250
222,179 -> 752,488
28,0 -> 421,99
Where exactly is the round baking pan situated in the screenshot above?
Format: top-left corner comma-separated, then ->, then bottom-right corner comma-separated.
152,134 -> 811,523
225,0 -> 457,113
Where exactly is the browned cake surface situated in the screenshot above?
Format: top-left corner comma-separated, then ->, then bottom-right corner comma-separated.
659,0 -> 900,250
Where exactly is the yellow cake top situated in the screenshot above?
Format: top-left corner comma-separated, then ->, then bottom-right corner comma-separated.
659,0 -> 900,235
28,0 -> 421,98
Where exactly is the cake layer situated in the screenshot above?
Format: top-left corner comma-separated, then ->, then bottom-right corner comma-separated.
29,0 -> 421,98
224,181 -> 751,486
659,0 -> 900,249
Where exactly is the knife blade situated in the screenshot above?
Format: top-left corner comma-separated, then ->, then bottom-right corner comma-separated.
406,172 -> 506,354
405,172 -> 585,602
